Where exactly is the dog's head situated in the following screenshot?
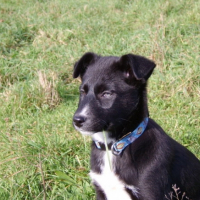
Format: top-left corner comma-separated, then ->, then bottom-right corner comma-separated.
73,52 -> 155,139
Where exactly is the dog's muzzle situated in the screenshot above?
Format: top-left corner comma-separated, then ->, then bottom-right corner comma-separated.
73,115 -> 86,128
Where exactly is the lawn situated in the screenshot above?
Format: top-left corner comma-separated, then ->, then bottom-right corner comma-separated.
0,0 -> 200,199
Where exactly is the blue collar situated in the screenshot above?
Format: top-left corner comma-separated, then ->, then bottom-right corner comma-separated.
94,117 -> 149,155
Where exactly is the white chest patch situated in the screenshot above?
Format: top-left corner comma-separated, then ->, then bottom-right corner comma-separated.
90,151 -> 138,200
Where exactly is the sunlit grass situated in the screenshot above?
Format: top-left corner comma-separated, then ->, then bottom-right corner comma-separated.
0,0 -> 199,199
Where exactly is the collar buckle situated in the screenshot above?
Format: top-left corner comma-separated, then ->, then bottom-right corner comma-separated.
111,144 -> 122,156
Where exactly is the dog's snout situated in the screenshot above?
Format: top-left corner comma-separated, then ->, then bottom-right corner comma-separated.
73,115 -> 86,127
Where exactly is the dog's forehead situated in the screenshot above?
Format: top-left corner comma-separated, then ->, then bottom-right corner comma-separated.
82,56 -> 119,83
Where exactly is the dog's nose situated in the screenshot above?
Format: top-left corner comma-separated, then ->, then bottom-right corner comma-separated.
73,115 -> 86,128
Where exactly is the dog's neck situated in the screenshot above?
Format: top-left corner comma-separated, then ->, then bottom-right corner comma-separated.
91,131 -> 116,145
92,118 -> 149,155
118,88 -> 149,139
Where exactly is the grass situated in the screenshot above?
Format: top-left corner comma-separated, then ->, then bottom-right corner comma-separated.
0,0 -> 199,199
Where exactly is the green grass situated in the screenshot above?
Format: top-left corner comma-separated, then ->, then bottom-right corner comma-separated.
0,0 -> 200,199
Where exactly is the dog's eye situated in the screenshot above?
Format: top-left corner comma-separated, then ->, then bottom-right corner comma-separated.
80,89 -> 86,95
102,91 -> 112,98
80,85 -> 88,96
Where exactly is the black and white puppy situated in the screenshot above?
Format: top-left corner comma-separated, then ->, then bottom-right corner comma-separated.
72,52 -> 200,200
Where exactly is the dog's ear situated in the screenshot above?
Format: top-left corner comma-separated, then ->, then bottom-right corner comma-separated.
73,52 -> 99,78
119,54 -> 156,82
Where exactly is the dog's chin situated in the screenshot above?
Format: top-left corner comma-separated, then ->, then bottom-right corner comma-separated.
74,126 -> 115,143
79,130 -> 95,136
74,125 -> 95,136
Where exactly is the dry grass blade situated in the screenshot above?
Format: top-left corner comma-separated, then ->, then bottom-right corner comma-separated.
38,70 -> 60,108
165,184 -> 191,200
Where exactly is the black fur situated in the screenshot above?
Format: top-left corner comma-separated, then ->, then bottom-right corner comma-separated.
73,52 -> 200,200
